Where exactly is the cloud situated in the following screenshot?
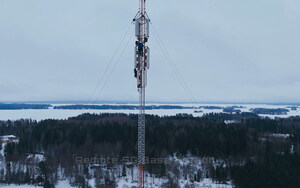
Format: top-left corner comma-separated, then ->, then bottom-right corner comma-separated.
0,0 -> 299,103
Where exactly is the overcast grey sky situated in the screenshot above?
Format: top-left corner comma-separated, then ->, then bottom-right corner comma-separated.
0,0 -> 299,103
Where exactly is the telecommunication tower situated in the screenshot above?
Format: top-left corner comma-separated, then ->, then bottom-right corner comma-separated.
133,0 -> 150,187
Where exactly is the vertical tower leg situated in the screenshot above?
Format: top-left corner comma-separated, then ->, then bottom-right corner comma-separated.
134,1 -> 149,187
138,87 -> 145,188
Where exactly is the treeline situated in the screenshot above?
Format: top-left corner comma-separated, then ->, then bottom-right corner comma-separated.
2,113 -> 282,159
250,108 -> 289,115
53,105 -> 195,110
0,113 -> 300,187
0,103 -> 51,110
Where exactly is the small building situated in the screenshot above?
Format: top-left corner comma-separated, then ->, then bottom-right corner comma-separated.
0,135 -> 19,144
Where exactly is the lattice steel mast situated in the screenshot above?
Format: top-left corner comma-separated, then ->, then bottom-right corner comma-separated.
133,0 -> 150,187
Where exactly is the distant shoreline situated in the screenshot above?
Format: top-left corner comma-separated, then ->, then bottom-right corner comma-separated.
1,101 -> 300,105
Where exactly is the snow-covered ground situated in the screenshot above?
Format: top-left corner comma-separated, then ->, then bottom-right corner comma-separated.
0,184 -> 42,188
0,143 -> 5,173
116,178 -> 232,188
0,143 -> 5,157
0,179 -> 231,188
0,103 -> 299,121
115,155 -> 233,188
0,180 -> 72,188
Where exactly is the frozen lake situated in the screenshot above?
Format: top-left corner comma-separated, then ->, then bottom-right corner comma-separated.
0,103 -> 299,121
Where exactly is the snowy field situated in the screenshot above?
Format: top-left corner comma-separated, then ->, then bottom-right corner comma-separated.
0,103 -> 299,121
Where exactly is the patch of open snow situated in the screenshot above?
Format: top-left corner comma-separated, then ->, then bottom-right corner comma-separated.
196,178 -> 233,188
117,178 -> 138,188
56,180 -> 73,188
0,184 -> 42,188
0,143 -> 5,157
26,154 -> 45,162
0,143 -> 6,174
270,133 -> 290,138
0,180 -> 73,188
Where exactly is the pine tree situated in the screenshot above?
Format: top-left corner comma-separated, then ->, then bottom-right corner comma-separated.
0,169 -> 4,182
83,164 -> 90,188
25,167 -> 30,184
5,162 -> 11,184
36,161 -> 47,186
122,164 -> 126,177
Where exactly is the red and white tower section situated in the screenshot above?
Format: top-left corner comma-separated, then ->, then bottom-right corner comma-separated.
133,0 -> 150,187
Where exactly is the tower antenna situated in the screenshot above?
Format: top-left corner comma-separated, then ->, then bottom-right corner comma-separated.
133,0 -> 150,187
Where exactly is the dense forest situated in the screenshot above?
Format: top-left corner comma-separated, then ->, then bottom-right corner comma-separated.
0,113 -> 300,187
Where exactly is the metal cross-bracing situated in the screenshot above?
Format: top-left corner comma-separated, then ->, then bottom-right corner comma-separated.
133,0 -> 150,187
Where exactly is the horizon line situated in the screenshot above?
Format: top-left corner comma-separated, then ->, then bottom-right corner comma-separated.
0,100 -> 299,106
